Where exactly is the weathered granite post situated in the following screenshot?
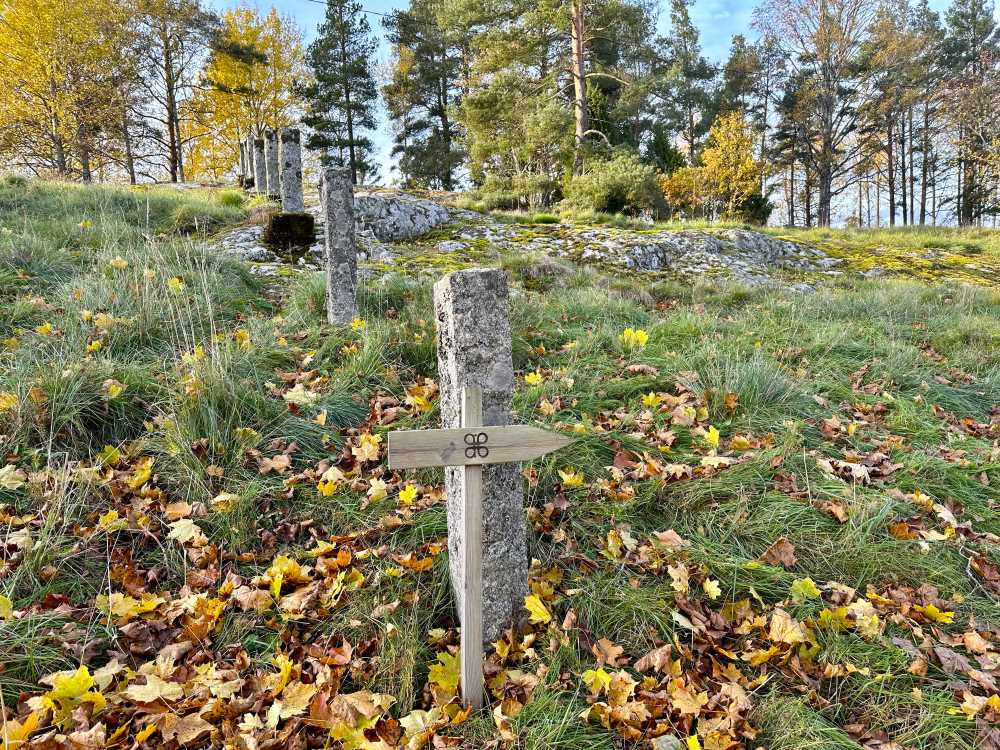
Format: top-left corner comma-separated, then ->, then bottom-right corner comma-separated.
279,128 -> 304,212
433,269 -> 527,642
252,137 -> 266,194
322,167 -> 358,325
264,129 -> 280,199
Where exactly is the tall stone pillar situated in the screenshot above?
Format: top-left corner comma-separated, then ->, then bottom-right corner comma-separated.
433,269 -> 526,642
279,128 -> 304,212
322,168 -> 358,325
264,129 -> 280,199
252,138 -> 266,194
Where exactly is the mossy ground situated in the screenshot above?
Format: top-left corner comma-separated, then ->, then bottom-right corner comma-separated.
1,180 -> 998,749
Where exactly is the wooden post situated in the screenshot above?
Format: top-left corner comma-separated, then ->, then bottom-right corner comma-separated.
460,385 -> 484,710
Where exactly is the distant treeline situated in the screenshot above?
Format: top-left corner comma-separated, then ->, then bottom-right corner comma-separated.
1,0 -> 997,226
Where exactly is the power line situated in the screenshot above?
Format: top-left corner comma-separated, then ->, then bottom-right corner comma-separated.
298,0 -> 435,26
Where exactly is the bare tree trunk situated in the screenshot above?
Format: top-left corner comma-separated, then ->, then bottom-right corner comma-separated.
876,168 -> 881,228
570,0 -> 588,176
887,119 -> 895,227
932,170 -> 937,225
788,163 -> 795,226
857,178 -> 862,226
899,115 -> 907,226
866,174 -> 872,227
50,80 -> 68,176
52,122 -> 67,176
804,165 -> 813,228
920,102 -> 930,225
122,110 -> 136,185
908,107 -> 915,224
77,124 -> 92,183
175,108 -> 185,183
164,38 -> 180,183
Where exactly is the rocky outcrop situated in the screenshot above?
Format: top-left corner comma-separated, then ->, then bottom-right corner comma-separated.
574,228 -> 841,275
354,191 -> 452,241
212,189 -> 842,289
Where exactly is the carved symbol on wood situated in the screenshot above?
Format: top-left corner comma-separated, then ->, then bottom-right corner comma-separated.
464,431 -> 489,459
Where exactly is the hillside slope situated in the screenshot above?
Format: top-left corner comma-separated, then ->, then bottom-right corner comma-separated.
1,180 -> 999,750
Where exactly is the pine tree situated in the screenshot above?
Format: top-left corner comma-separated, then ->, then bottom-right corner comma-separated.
656,0 -> 717,161
300,0 -> 379,184
942,0 -> 999,224
383,0 -> 465,189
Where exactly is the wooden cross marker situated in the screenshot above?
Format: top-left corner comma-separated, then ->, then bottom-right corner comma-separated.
387,385 -> 572,710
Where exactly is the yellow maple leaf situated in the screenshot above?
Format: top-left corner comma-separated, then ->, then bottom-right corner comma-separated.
557,468 -> 584,487
270,654 -> 293,697
0,392 -> 17,411
670,683 -> 709,715
914,603 -> 954,624
124,674 -> 183,703
276,681 -> 317,719
620,327 -> 649,349
1,710 -> 40,748
702,578 -> 721,600
641,392 -> 663,408
233,328 -> 251,350
398,484 -> 418,505
127,456 -> 153,489
96,509 -> 124,532
40,666 -> 106,728
769,609 -> 808,645
109,257 -> 128,270
789,577 -> 822,602
367,478 -> 388,502
817,606 -> 852,632
581,667 -> 612,696
167,277 -> 185,294
428,651 -> 460,693
134,724 -> 157,743
538,398 -> 557,416
352,432 -> 381,462
167,518 -> 206,546
93,312 -> 116,331
704,425 -> 720,449
525,372 -> 544,386
524,594 -> 551,625
102,379 -> 126,400
668,562 -> 689,594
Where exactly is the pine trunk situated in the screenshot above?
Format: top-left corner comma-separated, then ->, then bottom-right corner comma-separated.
919,101 -> 930,225
899,115 -> 907,226
887,119 -> 895,227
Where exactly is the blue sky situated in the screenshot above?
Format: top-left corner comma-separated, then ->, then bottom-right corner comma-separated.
212,0 -> 990,182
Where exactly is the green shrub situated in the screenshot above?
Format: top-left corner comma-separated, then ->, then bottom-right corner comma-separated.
560,149 -> 665,216
470,173 -> 562,211
217,189 -> 245,209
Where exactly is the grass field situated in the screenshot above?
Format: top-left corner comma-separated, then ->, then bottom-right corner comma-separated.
1,179 -> 998,749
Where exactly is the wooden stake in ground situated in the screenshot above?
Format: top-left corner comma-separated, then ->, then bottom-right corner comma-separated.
388,387 -> 569,709
387,271 -> 572,709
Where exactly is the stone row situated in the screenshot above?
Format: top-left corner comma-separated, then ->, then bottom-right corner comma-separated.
238,128 -> 303,212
